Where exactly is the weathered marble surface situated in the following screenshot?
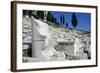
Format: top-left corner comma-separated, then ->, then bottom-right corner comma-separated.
22,15 -> 91,62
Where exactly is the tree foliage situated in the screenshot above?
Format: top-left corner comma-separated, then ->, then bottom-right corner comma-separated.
66,22 -> 68,27
28,10 -> 33,17
62,15 -> 65,26
60,15 -> 62,26
60,15 -> 65,27
47,11 -> 52,22
47,11 -> 57,25
37,11 -> 44,20
71,13 -> 78,28
23,10 -> 32,17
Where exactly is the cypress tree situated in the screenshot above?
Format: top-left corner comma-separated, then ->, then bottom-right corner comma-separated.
71,13 -> 78,28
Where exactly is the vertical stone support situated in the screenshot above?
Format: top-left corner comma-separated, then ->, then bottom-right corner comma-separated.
31,17 -> 44,59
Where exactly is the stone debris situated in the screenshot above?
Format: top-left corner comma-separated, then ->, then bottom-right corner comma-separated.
22,15 -> 91,62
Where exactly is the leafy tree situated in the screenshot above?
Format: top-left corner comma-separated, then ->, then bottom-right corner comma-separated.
57,22 -> 60,26
23,10 -> 27,17
47,11 -> 57,25
60,15 -> 62,26
66,22 -> 68,27
23,10 -> 33,17
37,11 -> 44,20
60,15 -> 65,27
52,17 -> 57,24
32,11 -> 39,19
28,10 -> 33,17
23,10 -> 30,17
71,13 -> 78,28
47,11 -> 52,22
62,15 -> 65,26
